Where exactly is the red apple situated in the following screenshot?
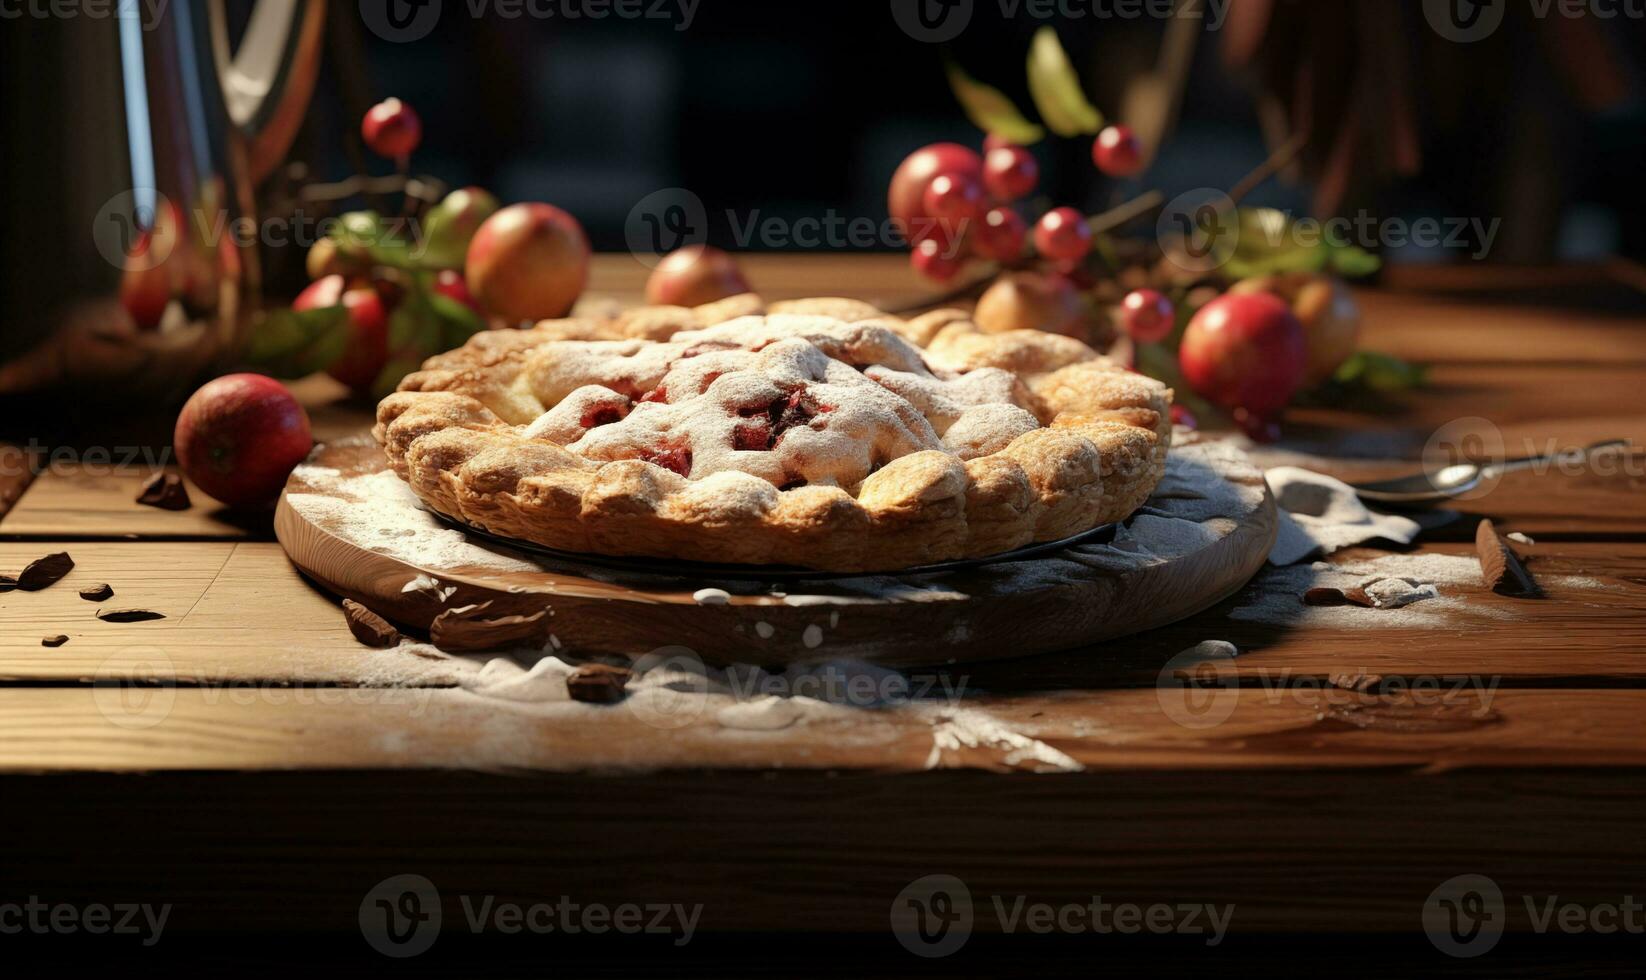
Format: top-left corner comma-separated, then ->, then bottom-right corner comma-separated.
362,98 -> 421,160
1230,273 -> 1362,387
466,203 -> 590,323
1178,292 -> 1307,420
644,245 -> 751,308
888,143 -> 984,243
974,272 -> 1090,339
293,275 -> 390,392
419,186 -> 501,270
174,374 -> 313,509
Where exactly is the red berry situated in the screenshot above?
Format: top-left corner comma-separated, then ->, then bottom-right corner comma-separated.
1169,404 -> 1198,430
362,98 -> 422,160
911,236 -> 964,282
1033,207 -> 1092,262
973,207 -> 1027,262
922,172 -> 986,223
1092,125 -> 1143,178
889,143 -> 984,232
982,145 -> 1038,202
1119,288 -> 1175,344
982,133 -> 1014,154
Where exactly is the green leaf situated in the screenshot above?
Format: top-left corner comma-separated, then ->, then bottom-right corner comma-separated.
427,290 -> 486,349
387,285 -> 442,356
1026,27 -> 1102,138
1328,244 -> 1383,279
944,61 -> 1044,145
1334,351 -> 1427,391
245,305 -> 351,379
1221,208 -> 1327,279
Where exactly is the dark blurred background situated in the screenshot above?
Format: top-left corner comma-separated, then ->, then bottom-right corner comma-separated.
2,0 -> 1644,374
284,0 -> 1646,262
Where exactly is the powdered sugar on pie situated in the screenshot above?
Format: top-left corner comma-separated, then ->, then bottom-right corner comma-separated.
375,305 -> 1174,572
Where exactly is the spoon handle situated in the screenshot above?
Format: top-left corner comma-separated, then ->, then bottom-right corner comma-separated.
1491,439 -> 1629,475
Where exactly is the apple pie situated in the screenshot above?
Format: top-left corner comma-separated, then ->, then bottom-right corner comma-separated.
375,300 -> 1172,572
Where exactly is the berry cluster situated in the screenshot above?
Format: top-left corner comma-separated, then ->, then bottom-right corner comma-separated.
892,123 -> 1145,287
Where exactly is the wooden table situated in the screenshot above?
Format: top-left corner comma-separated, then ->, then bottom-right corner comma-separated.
4,257 -> 1644,969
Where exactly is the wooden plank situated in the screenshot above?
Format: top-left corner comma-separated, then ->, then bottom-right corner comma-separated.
3,541 -> 1644,688
1,683 -> 1643,774
0,542 -> 458,686
1356,290 -> 1646,366
1,766 -> 1640,939
0,464 -> 272,539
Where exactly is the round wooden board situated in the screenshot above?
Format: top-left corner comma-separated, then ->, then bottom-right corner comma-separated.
275,435 -> 1277,668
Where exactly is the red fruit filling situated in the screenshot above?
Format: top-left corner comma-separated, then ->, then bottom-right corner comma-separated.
732,422 -> 771,451
639,386 -> 669,403
731,389 -> 830,450
580,405 -> 625,428
640,444 -> 693,476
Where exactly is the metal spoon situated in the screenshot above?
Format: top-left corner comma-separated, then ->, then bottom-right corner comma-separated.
1352,439 -> 1629,506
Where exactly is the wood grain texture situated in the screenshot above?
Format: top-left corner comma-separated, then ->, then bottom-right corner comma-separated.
1,687 -> 1642,773
0,464 -> 270,539
272,438 -> 1278,667
0,541 -> 453,685
5,542 -> 1644,688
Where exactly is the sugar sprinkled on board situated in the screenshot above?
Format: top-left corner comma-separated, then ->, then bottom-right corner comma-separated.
1230,552 -> 1606,628
287,466 -> 542,572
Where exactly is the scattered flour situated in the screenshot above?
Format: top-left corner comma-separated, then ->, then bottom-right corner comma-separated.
716,696 -> 807,731
1230,552 -> 1606,628
288,465 -> 541,572
922,707 -> 1083,773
